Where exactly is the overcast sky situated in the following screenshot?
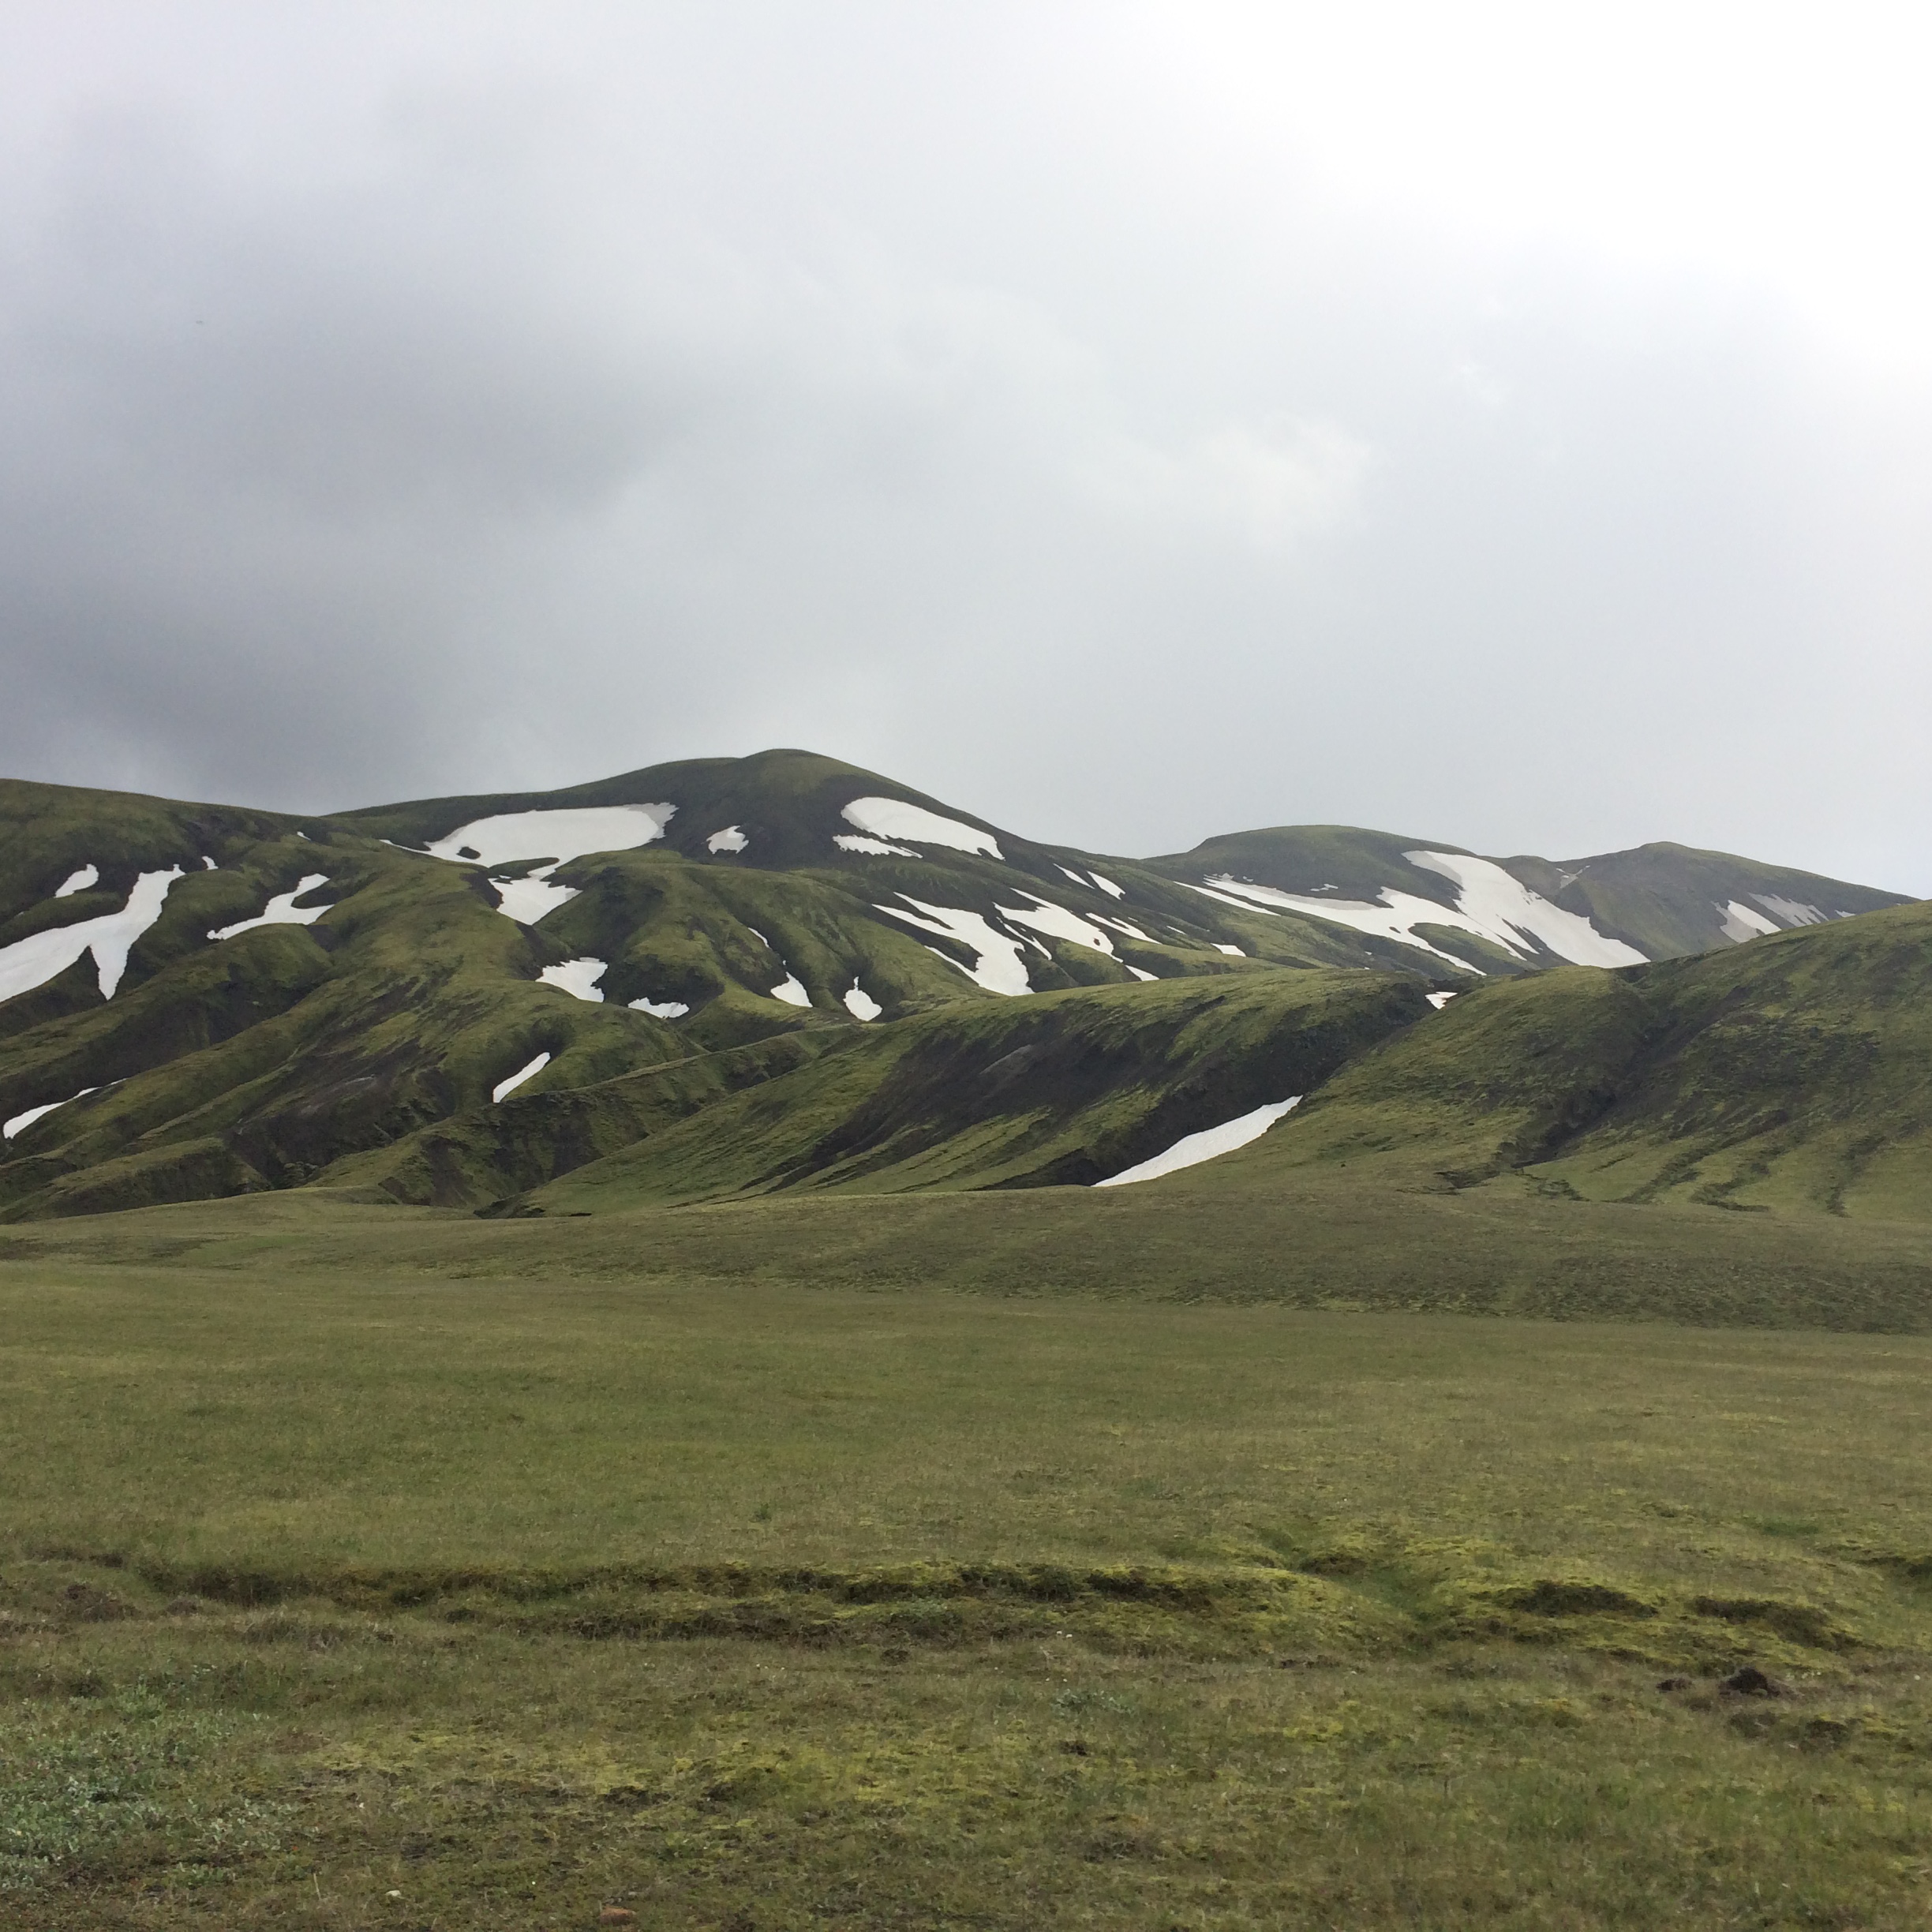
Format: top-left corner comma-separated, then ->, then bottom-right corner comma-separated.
4,3 -> 1930,886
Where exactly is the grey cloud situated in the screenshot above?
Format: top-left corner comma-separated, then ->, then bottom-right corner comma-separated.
2,6 -> 1928,893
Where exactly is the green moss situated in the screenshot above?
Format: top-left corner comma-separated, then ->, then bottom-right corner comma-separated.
1221,900 -> 1932,1219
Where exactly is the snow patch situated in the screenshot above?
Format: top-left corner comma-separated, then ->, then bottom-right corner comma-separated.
54,865 -> 98,898
708,826 -> 748,854
1057,866 -> 1091,886
874,896 -> 1033,996
1718,899 -> 1780,942
423,803 -> 674,869
842,797 -> 1002,859
1093,914 -> 1156,942
1753,894 -> 1828,927
4,1086 -> 99,1140
0,867 -> 184,1005
1088,871 -> 1125,899
1187,881 -> 1268,914
1406,852 -> 1646,968
835,833 -> 918,857
537,957 -> 608,1003
492,1052 -> 551,1103
1125,964 -> 1158,983
769,974 -> 811,1007
996,893 -> 1116,956
1191,850 -> 1646,972
1189,880 -> 1474,967
843,979 -> 883,1021
208,874 -> 333,941
1213,942 -> 1245,957
1426,990 -> 1458,1009
202,856 -> 218,870
414,805 -> 675,923
490,873 -> 579,924
629,996 -> 691,1019
1096,1098 -> 1301,1188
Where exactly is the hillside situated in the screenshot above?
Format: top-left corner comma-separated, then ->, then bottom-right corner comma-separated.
0,750 -> 1914,1220
1145,825 -> 1907,968
1214,898 -> 1932,1221
453,969 -> 1425,1212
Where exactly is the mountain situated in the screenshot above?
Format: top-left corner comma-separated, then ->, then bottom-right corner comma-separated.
1144,826 -> 1906,971
1205,898 -> 1932,1222
0,749 -> 1912,1219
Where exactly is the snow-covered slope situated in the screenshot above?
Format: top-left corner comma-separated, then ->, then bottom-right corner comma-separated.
1148,825 -> 1908,972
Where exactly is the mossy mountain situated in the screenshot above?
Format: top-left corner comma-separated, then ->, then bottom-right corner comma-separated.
0,748 -> 1913,1219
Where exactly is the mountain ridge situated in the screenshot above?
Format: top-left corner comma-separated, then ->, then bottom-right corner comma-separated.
0,749 -> 1916,1221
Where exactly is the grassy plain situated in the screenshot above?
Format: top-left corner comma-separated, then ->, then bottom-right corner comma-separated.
6,1186 -> 1932,1927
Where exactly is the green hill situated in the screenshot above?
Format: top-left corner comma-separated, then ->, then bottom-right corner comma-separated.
1212,898 -> 1932,1220
0,751 -> 1915,1220
353,968 -> 1427,1212
1146,826 -> 1907,966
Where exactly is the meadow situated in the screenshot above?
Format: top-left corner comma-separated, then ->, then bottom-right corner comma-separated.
6,1182 -> 1932,1927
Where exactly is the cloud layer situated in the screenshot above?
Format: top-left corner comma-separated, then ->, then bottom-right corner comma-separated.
4,2 -> 1930,889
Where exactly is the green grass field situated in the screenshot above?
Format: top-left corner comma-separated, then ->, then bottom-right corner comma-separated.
6,1185 -> 1932,1927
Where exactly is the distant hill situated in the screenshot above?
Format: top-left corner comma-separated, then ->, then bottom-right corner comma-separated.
1209,899 -> 1932,1222
1144,826 -> 1906,970
0,750 -> 1912,1219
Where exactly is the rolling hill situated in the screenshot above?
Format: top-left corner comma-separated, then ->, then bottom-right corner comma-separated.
1209,897 -> 1932,1222
0,748 -> 1914,1219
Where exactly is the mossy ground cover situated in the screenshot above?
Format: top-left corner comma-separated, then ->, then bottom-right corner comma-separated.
1247,899 -> 1932,1221
8,1190 -> 1932,1925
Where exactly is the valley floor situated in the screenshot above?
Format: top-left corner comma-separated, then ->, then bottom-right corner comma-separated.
6,1187 -> 1932,1927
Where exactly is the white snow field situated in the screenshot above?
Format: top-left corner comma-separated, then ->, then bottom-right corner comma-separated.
707,826 -> 749,854
995,893 -> 1116,956
841,798 -> 1002,859
54,865 -> 99,898
537,957 -> 608,1002
1095,1097 -> 1302,1188
1193,850 -> 1646,972
1426,990 -> 1458,1009
769,975 -> 811,1007
1056,866 -> 1089,887
0,867 -> 184,1005
1213,943 -> 1245,957
1719,899 -> 1781,942
1189,880 -> 1476,967
1406,852 -> 1646,968
1088,872 -> 1126,899
834,833 -> 917,857
4,1085 -> 99,1140
423,803 -> 674,868
1093,914 -> 1157,942
418,803 -> 676,925
629,996 -> 691,1019
1754,894 -> 1831,927
208,874 -> 333,941
842,979 -> 883,1020
490,875 -> 580,924
492,1052 -> 551,1103
1125,964 -> 1158,982
874,896 -> 1033,995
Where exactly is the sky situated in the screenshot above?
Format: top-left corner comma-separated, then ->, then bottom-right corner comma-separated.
3,3 -> 1930,888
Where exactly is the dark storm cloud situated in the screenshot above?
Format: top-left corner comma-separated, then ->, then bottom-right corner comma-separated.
3,3 -> 1930,889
